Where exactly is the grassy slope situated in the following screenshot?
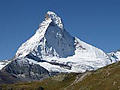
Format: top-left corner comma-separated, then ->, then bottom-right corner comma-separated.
0,73 -> 78,90
68,61 -> 120,90
1,62 -> 120,90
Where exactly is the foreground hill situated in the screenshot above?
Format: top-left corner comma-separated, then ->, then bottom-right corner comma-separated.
68,61 -> 120,90
1,61 -> 120,90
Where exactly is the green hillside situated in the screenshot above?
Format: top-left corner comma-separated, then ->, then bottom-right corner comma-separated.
1,62 -> 120,90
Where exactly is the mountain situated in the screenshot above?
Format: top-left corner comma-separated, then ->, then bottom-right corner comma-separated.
1,61 -> 120,90
0,11 -> 119,81
14,11 -> 117,72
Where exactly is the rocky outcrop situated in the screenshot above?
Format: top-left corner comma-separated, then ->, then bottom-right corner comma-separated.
2,58 -> 50,81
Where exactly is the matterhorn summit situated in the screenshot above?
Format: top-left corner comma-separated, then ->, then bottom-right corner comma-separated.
16,11 -> 75,59
1,11 -> 119,81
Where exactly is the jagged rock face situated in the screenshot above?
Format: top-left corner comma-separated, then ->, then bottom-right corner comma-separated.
2,58 -> 50,81
43,25 -> 75,58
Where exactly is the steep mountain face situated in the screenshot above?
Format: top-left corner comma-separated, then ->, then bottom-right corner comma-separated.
16,11 -> 75,59
1,11 -> 119,81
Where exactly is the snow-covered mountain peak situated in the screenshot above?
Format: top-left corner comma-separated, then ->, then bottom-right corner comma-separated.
44,11 -> 63,29
14,11 -> 119,73
16,11 -> 74,58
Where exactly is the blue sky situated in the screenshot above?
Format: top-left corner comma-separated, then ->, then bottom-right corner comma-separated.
0,0 -> 120,60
